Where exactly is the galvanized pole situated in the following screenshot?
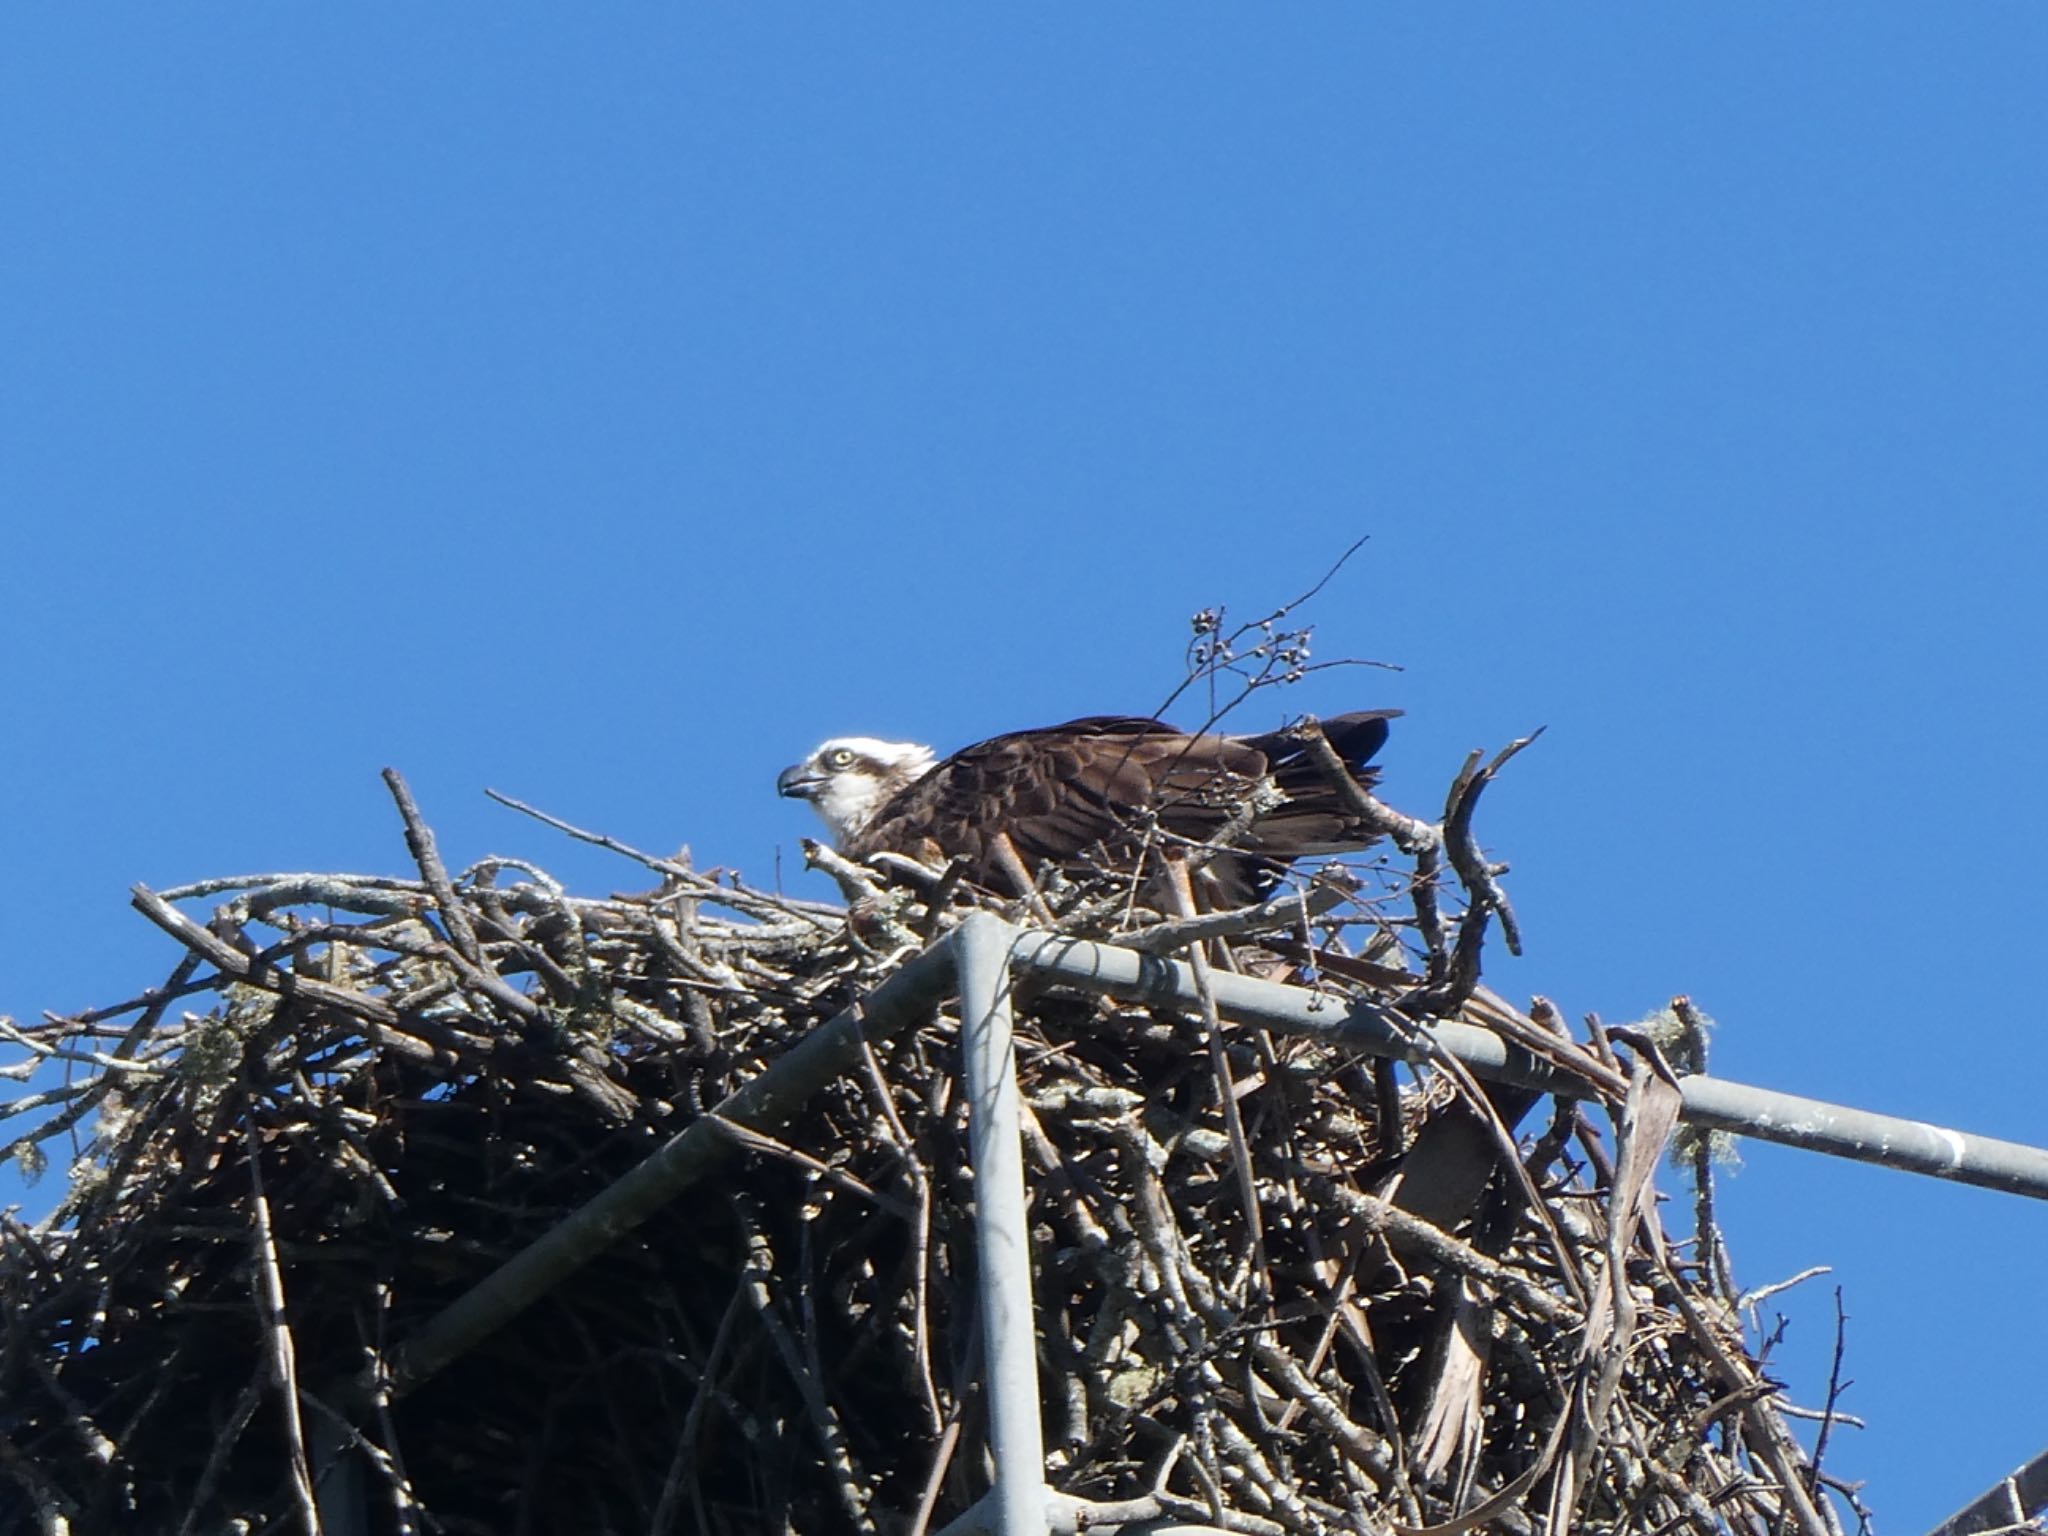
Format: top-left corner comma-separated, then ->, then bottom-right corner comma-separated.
1010,931 -> 2048,1202
1923,1444 -> 2048,1536
954,913 -> 1049,1536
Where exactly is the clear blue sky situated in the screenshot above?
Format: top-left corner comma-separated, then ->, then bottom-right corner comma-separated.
5,9 -> 2046,1529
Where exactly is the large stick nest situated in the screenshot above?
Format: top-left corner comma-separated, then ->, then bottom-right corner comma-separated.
0,750 -> 1854,1536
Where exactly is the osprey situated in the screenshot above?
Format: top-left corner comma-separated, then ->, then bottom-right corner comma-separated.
777,711 -> 1399,903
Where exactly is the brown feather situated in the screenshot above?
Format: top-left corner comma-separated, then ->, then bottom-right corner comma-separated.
840,712 -> 1398,898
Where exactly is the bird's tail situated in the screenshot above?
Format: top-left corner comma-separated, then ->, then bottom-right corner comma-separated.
1239,709 -> 1400,856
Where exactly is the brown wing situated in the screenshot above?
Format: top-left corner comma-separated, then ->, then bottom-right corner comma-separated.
1234,708 -> 1399,856
844,717 -> 1270,884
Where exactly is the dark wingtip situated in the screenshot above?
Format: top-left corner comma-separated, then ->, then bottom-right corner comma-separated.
1316,709 -> 1398,768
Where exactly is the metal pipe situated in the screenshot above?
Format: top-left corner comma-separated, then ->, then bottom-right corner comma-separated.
1922,1443 -> 2048,1536
954,913 -> 1049,1535
1677,1075 -> 2048,1197
310,1417 -> 369,1536
1010,932 -> 2048,1203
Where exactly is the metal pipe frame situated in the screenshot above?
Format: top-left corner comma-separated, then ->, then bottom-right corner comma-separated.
1923,1443 -> 2048,1536
1009,932 -> 2048,1202
356,917 -> 2048,1536
954,913 -> 1051,1536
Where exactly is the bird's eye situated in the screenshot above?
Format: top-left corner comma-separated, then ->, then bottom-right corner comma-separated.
826,748 -> 855,769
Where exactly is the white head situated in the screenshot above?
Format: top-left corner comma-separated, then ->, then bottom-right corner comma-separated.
776,735 -> 937,844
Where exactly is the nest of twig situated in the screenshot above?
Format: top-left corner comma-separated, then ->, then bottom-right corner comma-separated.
0,752 -> 1853,1536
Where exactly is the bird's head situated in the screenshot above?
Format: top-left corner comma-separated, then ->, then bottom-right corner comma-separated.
776,735 -> 936,844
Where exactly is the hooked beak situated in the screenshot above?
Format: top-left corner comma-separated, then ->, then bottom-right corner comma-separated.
777,763 -> 823,800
